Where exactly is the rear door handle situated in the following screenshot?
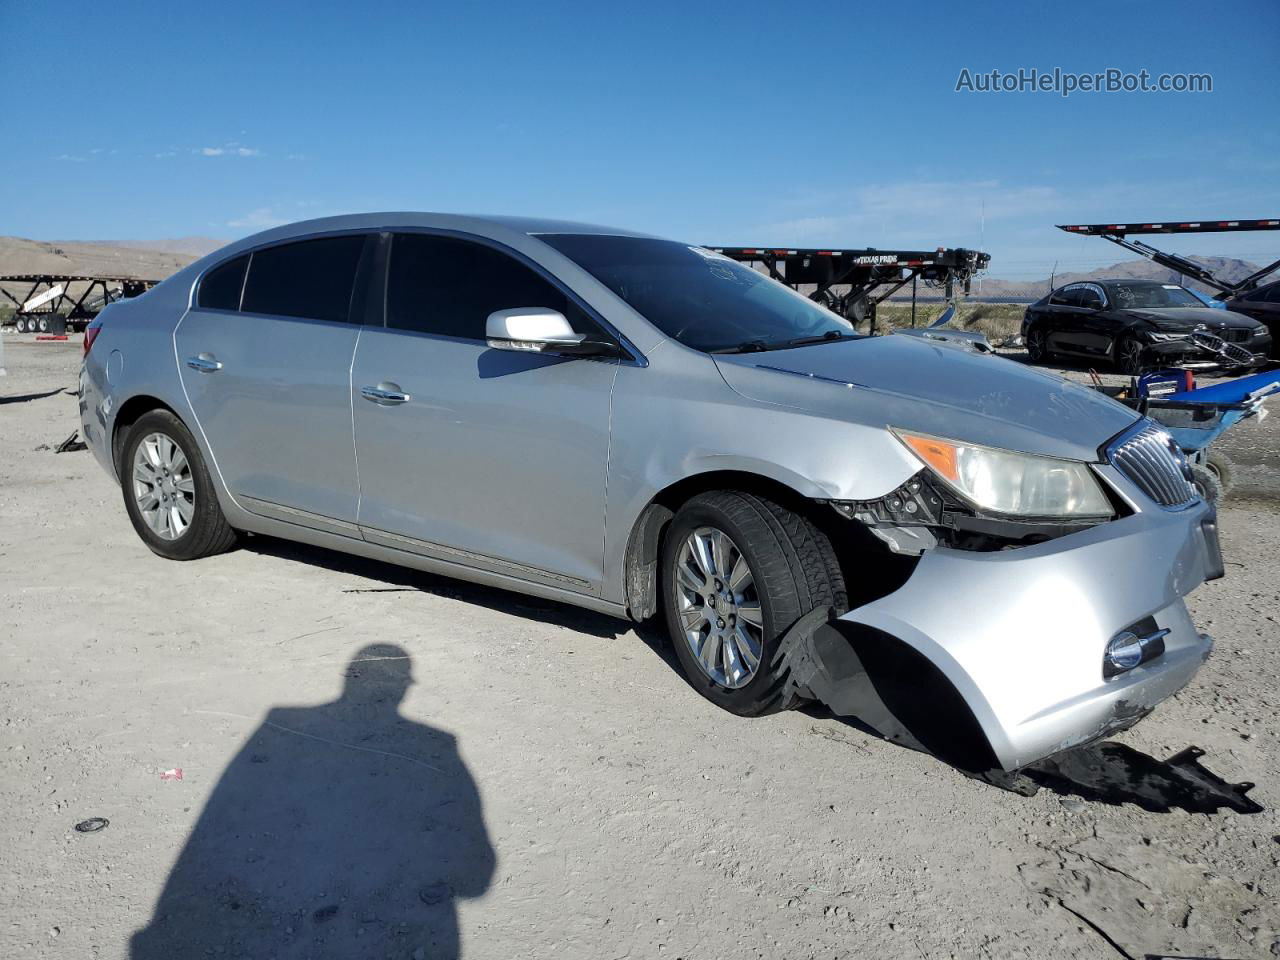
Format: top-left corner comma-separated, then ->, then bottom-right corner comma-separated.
361,383 -> 411,405
186,353 -> 222,373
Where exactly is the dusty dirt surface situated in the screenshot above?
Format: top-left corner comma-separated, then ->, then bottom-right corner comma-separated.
2,334 -> 1278,960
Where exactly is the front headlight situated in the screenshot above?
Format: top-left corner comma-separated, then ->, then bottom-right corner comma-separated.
1148,332 -> 1191,342
892,429 -> 1114,518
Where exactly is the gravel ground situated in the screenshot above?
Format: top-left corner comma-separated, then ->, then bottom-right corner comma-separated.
2,334 -> 1278,960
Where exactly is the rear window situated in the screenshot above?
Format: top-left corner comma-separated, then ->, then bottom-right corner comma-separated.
197,254 -> 248,311
240,235 -> 367,323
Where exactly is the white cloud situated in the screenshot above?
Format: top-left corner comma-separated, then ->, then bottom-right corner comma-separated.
751,179 -> 1063,247
227,207 -> 288,229
55,153 -> 87,162
197,143 -> 261,158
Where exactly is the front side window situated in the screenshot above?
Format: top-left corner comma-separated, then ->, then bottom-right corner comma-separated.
385,233 -> 600,340
197,254 -> 248,311
1050,287 -> 1078,307
1076,285 -> 1105,309
240,235 -> 367,323
538,234 -> 855,353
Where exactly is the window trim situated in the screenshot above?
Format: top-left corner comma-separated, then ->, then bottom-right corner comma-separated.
380,227 -> 644,366
192,229 -> 377,325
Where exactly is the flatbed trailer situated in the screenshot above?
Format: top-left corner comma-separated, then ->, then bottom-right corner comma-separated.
0,275 -> 158,334
1057,218 -> 1280,297
705,245 -> 990,332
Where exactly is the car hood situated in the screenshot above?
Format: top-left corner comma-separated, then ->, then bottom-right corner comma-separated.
1120,307 -> 1260,330
713,334 -> 1140,462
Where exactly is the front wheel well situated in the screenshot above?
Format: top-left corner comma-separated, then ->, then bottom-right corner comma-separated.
111,395 -> 179,478
622,470 -> 916,621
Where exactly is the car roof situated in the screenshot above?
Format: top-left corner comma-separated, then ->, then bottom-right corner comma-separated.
231,212 -> 661,246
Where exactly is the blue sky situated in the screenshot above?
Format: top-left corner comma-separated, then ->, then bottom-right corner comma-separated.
1,0 -> 1278,279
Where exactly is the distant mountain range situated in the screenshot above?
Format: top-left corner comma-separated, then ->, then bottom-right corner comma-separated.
78,237 -> 227,258
0,236 -> 205,282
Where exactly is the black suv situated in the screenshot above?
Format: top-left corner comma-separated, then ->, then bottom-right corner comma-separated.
1022,279 -> 1271,374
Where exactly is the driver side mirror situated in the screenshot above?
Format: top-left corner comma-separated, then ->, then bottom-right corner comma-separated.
485,307 -> 618,357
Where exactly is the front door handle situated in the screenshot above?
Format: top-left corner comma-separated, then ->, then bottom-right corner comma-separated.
361,383 -> 411,405
186,353 -> 223,373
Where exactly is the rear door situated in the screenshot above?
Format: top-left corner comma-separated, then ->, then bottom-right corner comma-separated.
351,231 -> 618,593
175,233 -> 373,535
1042,286 -> 1083,354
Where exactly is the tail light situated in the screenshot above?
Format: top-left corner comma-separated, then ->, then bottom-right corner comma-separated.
83,320 -> 102,356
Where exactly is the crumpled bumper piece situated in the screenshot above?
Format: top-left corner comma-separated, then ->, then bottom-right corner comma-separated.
839,494 -> 1219,771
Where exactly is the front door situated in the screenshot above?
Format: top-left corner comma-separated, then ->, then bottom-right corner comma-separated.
175,233 -> 371,534
351,232 -> 618,593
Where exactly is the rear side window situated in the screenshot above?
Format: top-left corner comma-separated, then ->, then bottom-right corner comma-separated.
197,254 -> 248,311
241,235 -> 367,323
386,233 -> 597,340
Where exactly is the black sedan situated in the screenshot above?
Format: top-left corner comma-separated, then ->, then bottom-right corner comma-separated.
1021,279 -> 1271,374
1221,278 -> 1280,358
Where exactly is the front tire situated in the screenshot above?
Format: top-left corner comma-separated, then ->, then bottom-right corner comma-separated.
661,491 -> 847,717
1113,335 -> 1147,375
120,410 -> 238,560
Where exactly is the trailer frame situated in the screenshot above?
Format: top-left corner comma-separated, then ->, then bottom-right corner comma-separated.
1056,219 -> 1280,297
704,246 -> 990,332
0,274 -> 158,334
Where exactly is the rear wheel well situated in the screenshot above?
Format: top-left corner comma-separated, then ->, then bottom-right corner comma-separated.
623,471 -> 917,620
112,395 -> 179,478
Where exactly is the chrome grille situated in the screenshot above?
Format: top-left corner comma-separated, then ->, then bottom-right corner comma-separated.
1108,422 -> 1197,508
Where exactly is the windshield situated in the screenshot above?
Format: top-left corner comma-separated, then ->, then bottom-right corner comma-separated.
1109,282 -> 1203,309
539,234 -> 856,352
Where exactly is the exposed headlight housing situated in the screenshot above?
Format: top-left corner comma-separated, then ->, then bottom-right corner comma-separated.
1148,332 -> 1192,342
892,430 -> 1114,519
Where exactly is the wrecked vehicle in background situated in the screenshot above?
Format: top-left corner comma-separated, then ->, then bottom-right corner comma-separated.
1022,278 -> 1271,374
81,213 -> 1223,777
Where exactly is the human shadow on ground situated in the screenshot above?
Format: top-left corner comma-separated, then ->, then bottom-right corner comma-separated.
130,643 -> 496,960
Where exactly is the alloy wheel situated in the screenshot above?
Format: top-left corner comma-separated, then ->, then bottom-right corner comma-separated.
1026,328 -> 1046,361
1119,338 -> 1146,375
132,432 -> 195,540
672,526 -> 764,689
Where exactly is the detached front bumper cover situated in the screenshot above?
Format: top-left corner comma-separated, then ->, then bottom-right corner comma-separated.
794,478 -> 1221,772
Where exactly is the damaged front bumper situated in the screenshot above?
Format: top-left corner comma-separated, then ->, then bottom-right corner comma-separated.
803,465 -> 1222,771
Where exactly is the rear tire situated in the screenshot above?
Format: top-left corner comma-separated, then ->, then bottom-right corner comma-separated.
1204,450 -> 1234,495
1025,324 -> 1051,363
661,491 -> 847,717
1190,463 -> 1224,505
119,410 -> 238,560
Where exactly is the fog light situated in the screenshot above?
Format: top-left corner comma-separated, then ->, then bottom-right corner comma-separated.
1103,626 -> 1169,679
1104,632 -> 1144,675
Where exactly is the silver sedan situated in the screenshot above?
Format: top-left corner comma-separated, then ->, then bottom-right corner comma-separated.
80,213 -> 1222,774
